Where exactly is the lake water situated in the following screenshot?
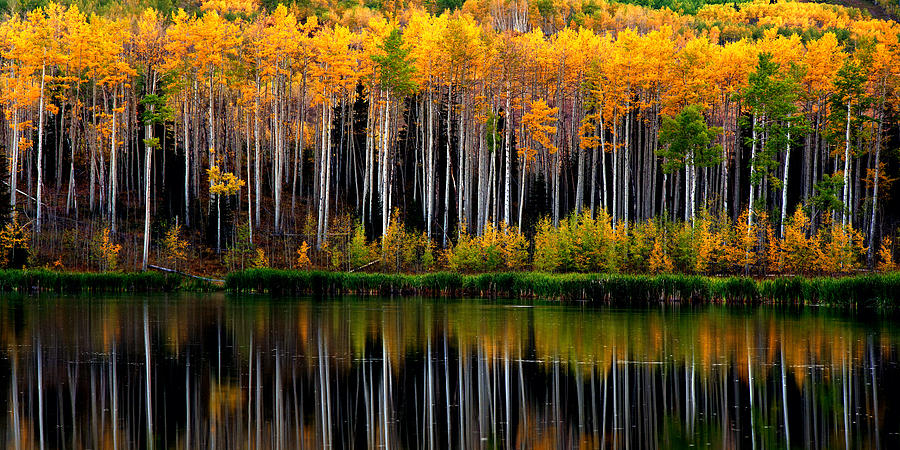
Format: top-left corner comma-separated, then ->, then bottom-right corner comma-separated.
0,294 -> 898,449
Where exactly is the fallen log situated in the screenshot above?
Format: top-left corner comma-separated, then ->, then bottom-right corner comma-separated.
350,259 -> 381,273
148,264 -> 224,284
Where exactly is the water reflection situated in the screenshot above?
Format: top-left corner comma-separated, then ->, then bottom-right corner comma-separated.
1,295 -> 898,449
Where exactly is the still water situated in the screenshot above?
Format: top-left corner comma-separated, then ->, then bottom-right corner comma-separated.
0,294 -> 898,449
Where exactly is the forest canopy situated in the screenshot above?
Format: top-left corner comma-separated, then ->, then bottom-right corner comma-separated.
0,0 -> 898,274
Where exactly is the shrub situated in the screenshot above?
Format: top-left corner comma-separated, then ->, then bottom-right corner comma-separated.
447,221 -> 529,272
251,248 -> 269,268
0,218 -> 29,269
877,236 -> 895,273
814,214 -> 865,274
159,223 -> 189,271
348,222 -> 376,270
533,218 -> 563,272
380,209 -> 436,273
296,241 -> 312,268
90,227 -> 121,272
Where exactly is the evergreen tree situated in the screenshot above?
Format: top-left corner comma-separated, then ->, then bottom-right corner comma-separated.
658,104 -> 722,220
371,27 -> 416,98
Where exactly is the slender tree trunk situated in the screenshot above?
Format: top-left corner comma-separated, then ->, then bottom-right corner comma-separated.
274,74 -> 283,233
292,74 -> 306,223
427,90 -> 434,238
10,106 -> 17,212
576,131 -> 585,214
55,102 -> 63,195
183,96 -> 191,228
685,158 -> 692,222
319,89 -> 333,247
36,64 -> 46,230
780,124 -> 791,237
611,117 -> 618,223
590,113 -> 600,216
504,83 -> 512,224
246,115 -> 252,244
600,114 -> 608,214
143,103 -> 154,271
842,101 -> 851,226
109,91 -> 118,233
216,196 -> 221,253
624,108 -> 630,227
867,101 -> 884,266
748,113 -> 757,228
720,100 -> 729,216
323,100 -> 333,246
443,86 -> 452,246
518,150 -> 526,229
66,111 -> 75,215
208,70 -> 215,214
381,94 -> 392,236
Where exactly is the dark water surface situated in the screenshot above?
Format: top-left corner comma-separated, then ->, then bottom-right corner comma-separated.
1,294 -> 899,449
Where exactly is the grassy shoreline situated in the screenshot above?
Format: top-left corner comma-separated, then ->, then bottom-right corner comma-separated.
0,269 -> 191,294
1,268 -> 897,309
225,269 -> 900,308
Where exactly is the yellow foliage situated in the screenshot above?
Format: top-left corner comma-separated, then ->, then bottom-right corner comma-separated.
0,219 -> 29,269
720,209 -> 757,272
533,218 -> 563,272
207,164 -> 245,197
380,209 -> 434,273
648,238 -> 673,274
348,223 -> 376,270
251,248 -> 269,268
692,213 -> 720,274
877,237 -> 895,273
201,0 -> 258,14
779,209 -> 818,274
447,221 -> 529,272
159,223 -> 188,271
296,241 -> 311,269
763,215 -> 782,274
91,226 -> 121,272
521,99 -> 559,157
814,215 -> 865,274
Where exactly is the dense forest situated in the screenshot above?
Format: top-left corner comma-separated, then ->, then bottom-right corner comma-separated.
0,0 -> 898,274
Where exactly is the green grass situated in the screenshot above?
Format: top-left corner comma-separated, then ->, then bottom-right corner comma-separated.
0,269 -> 184,294
3,268 -> 896,308
225,269 -> 900,308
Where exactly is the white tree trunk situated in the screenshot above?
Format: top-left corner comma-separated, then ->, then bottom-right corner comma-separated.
780,125 -> 791,237
36,64 -> 46,229
10,104 -> 18,212
184,96 -> 191,228
611,118 -> 618,223
216,196 -> 221,253
274,75 -> 283,233
143,106 -> 154,271
842,101 -> 851,226
246,115 -> 252,244
867,102 -> 884,266
623,110 -> 630,227
254,77 -> 261,229
576,137 -> 585,214
503,86 -> 512,224
748,113 -> 757,229
426,91 -> 434,237
443,86 -> 452,246
109,91 -> 117,232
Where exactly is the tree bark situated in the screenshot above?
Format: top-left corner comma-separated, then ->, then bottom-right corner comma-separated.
867,100 -> 884,267
36,63 -> 46,230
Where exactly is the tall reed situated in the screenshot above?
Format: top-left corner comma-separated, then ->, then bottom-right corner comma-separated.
225,269 -> 900,308
0,269 -> 183,294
